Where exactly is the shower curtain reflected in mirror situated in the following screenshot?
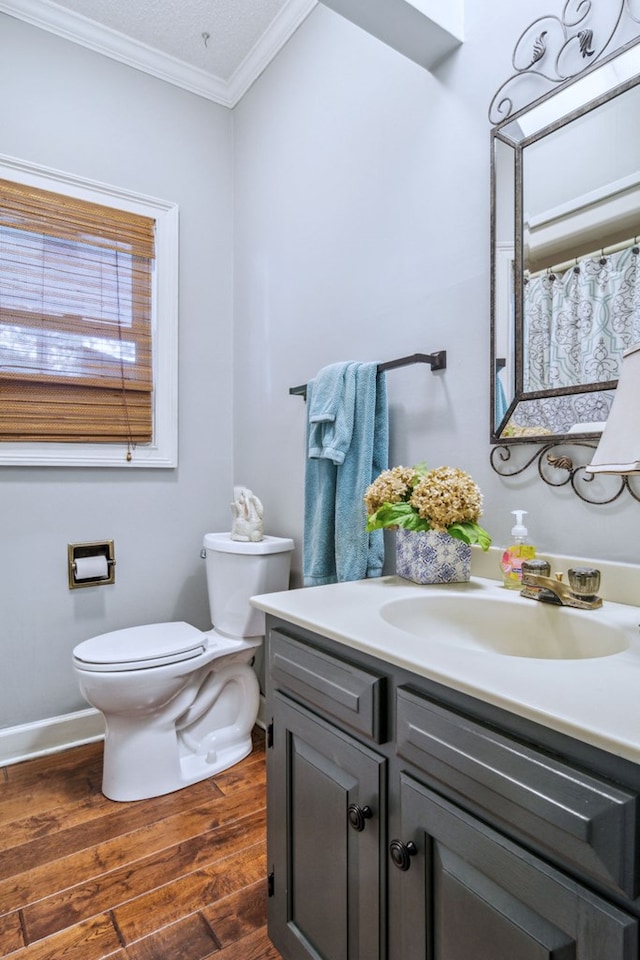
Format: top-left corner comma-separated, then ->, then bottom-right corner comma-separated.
512,243 -> 640,435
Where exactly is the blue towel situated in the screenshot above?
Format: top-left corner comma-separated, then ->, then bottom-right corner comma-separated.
495,370 -> 509,428
307,361 -> 357,464
304,362 -> 388,586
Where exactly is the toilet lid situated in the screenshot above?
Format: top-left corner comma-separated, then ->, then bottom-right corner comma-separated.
73,621 -> 207,672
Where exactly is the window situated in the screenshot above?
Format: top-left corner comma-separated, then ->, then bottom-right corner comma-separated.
0,155 -> 178,467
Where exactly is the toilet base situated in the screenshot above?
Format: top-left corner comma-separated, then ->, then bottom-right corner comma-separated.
99,658 -> 261,802
179,735 -> 253,784
101,726 -> 255,802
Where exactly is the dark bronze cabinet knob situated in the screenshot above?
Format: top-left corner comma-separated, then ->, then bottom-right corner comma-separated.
348,803 -> 373,832
389,838 -> 418,870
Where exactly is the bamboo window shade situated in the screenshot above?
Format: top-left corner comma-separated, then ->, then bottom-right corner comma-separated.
0,178 -> 156,445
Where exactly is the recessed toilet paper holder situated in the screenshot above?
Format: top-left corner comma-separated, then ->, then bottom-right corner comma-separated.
68,540 -> 116,589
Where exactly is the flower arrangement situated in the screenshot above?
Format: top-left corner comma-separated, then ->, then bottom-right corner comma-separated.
364,464 -> 491,550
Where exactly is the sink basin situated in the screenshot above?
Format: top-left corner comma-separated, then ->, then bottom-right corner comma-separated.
380,591 -> 631,659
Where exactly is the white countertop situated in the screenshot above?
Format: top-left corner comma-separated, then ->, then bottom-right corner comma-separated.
252,575 -> 640,765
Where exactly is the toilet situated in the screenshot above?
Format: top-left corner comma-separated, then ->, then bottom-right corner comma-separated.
72,532 -> 293,802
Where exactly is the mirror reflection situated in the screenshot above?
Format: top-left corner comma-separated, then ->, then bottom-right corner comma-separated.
491,39 -> 640,442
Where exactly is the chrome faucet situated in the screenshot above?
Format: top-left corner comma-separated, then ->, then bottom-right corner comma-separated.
520,559 -> 603,609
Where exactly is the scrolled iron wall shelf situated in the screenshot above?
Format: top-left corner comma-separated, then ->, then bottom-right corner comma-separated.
490,442 -> 640,504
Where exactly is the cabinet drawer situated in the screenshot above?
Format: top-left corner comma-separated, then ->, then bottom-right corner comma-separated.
269,629 -> 386,742
396,686 -> 638,899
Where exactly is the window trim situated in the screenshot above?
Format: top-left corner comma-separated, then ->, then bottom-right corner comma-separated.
0,154 -> 178,468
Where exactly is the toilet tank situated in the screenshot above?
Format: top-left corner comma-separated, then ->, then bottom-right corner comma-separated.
202,533 -> 294,638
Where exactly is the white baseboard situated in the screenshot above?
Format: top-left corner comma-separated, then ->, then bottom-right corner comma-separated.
0,708 -> 105,767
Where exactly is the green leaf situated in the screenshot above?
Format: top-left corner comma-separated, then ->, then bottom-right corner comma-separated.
448,522 -> 492,551
366,502 -> 431,532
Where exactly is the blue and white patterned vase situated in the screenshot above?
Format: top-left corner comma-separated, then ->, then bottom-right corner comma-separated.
395,528 -> 471,584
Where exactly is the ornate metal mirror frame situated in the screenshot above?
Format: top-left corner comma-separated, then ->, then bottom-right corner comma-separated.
489,0 -> 640,503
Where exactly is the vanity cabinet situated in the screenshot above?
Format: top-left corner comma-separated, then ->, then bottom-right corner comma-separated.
266,629 -> 387,960
265,621 -> 640,960
268,694 -> 385,960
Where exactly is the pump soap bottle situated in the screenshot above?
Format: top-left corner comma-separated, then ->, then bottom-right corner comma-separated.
501,510 -> 536,590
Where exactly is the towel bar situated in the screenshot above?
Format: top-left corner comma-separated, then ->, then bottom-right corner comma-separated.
289,351 -> 446,399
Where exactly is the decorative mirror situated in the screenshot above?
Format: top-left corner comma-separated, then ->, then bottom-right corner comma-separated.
489,2 -> 640,500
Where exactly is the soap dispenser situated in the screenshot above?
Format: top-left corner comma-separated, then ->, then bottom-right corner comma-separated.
501,510 -> 536,590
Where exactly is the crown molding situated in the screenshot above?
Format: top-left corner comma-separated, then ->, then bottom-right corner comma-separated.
227,0 -> 317,105
0,0 -> 317,107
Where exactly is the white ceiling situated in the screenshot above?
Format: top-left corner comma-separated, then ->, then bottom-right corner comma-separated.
0,0 -> 318,106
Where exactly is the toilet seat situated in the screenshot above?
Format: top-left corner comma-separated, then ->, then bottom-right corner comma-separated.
73,622 -> 206,672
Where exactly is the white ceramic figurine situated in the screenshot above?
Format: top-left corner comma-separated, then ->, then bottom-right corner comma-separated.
230,486 -> 265,542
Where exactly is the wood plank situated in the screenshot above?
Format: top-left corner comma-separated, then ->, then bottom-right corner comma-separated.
0,776 -> 224,878
203,877 -> 268,947
0,731 -> 278,960
2,913 -> 122,960
0,910 -> 25,954
1,743 -> 102,786
123,912 -> 220,960
213,926 -> 283,960
0,751 -> 104,828
22,812 -> 267,942
0,780 -> 266,914
114,842 -> 268,944
213,754 -> 266,796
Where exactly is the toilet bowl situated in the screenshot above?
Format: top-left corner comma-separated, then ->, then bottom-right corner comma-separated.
73,533 -> 293,801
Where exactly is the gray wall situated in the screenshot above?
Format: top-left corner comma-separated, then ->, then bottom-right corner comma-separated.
233,0 -> 640,584
0,14 -> 234,728
2,0 -> 640,735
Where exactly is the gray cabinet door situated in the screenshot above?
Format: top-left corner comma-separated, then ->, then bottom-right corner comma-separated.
268,692 -> 386,960
389,773 -> 638,960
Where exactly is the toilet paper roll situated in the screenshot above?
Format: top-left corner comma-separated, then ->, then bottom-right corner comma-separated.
74,555 -> 109,580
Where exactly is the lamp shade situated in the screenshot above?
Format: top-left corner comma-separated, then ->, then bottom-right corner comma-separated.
585,344 -> 640,474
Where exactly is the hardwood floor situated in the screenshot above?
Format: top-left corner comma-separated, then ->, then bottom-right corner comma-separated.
0,729 -> 284,960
